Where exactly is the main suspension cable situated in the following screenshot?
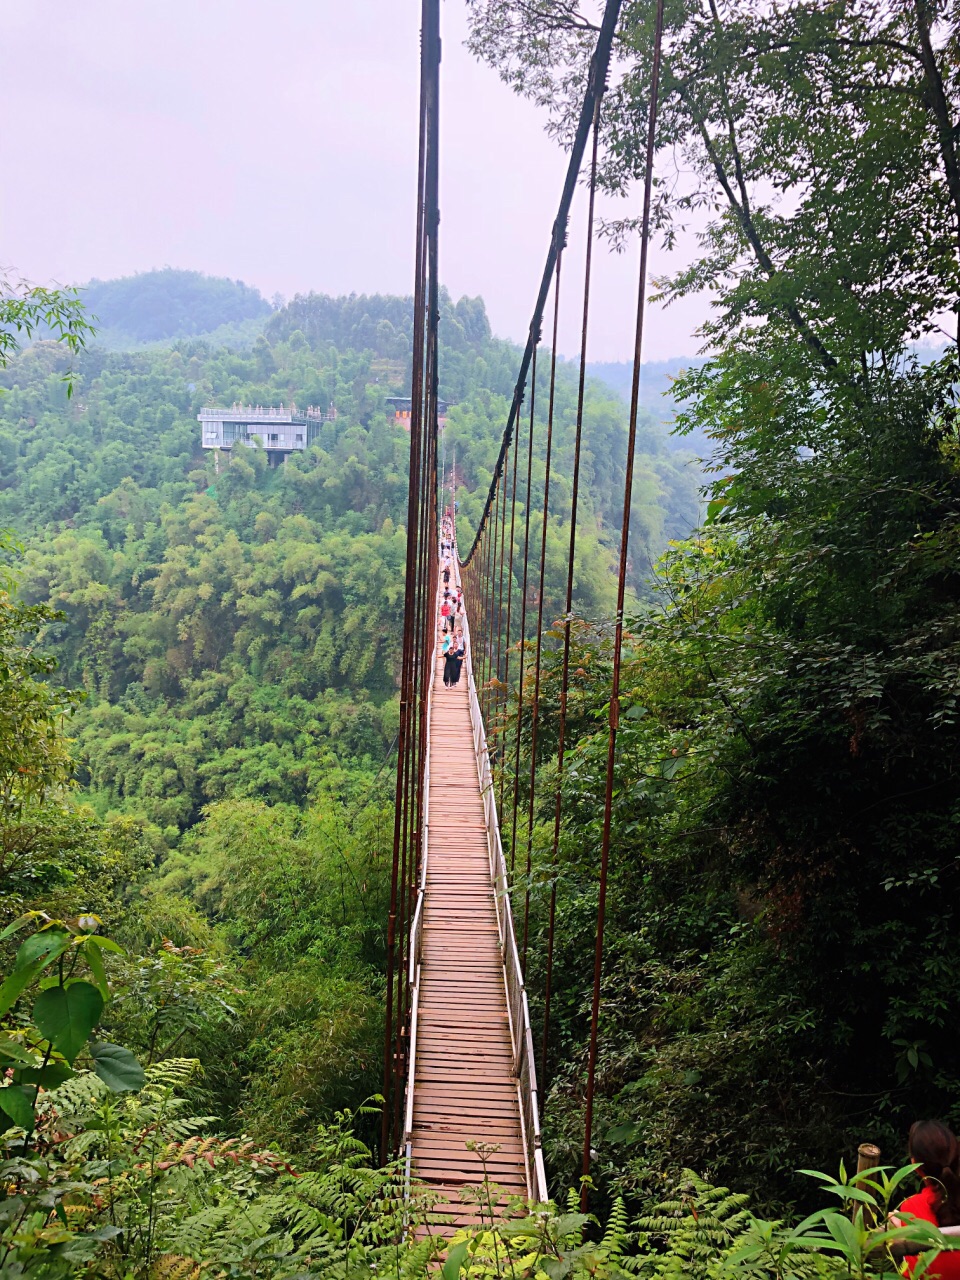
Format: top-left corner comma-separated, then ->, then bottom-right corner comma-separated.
382,0 -> 440,1164
457,0 -> 625,568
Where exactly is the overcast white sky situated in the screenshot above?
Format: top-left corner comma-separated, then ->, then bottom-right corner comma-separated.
0,0 -> 708,361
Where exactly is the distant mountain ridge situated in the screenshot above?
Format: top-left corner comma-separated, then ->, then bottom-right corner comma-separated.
79,268 -> 272,348
587,356 -> 711,455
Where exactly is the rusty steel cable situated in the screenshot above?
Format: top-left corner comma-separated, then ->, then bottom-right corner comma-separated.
521,252 -> 563,973
483,482 -> 500,717
393,0 -> 638,1192
397,327 -> 433,1090
382,0 -> 440,1164
498,379 -> 523,819
394,38 -> 442,1152
451,0 -> 624,979
480,484 -> 493,712
382,143 -> 424,1168
494,438 -> 510,757
581,0 -> 666,1209
395,316 -> 432,1151
541,104 -> 603,1085
492,476 -> 504,703
508,347 -> 539,877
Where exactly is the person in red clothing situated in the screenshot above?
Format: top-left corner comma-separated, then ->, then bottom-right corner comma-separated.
895,1120 -> 960,1278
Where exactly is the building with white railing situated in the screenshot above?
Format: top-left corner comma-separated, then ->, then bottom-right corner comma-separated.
197,403 -> 336,456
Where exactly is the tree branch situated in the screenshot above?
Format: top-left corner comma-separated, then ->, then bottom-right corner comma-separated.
912,0 -> 960,352
672,74 -> 840,372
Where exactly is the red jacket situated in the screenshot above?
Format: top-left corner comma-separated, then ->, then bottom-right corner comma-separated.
898,1186 -> 960,1278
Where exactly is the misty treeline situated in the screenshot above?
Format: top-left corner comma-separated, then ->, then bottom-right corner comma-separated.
81,267 -> 273,347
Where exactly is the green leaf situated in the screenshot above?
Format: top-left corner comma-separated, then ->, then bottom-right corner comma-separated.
500,1218 -> 542,1238
542,1256 -> 576,1280
14,929 -> 71,973
552,1212 -> 591,1240
0,913 -> 40,943
786,1208 -> 834,1240
0,1035 -> 40,1067
826,1184 -> 877,1206
605,1123 -> 640,1144
442,1240 -> 469,1280
33,981 -> 104,1063
881,1163 -> 922,1197
89,1225 -> 123,1241
83,940 -> 109,998
0,931 -> 75,1018
0,1085 -> 36,1130
88,936 -> 124,956
89,1042 -> 145,1092
0,962 -> 60,1018
823,1210 -> 862,1255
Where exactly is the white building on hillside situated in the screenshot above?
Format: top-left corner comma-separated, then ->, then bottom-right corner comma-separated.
198,403 -> 335,459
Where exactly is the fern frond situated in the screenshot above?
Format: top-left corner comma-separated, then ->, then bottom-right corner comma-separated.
600,1195 -> 630,1259
150,1255 -> 201,1280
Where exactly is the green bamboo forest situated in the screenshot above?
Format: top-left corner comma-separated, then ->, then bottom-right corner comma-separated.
2,0 -> 960,1274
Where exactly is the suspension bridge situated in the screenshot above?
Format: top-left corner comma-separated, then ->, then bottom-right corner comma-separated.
381,0 -> 664,1230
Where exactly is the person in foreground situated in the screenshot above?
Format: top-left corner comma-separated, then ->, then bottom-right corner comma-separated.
895,1120 -> 960,1277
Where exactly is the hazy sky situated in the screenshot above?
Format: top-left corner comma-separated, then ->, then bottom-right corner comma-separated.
0,1 -> 708,361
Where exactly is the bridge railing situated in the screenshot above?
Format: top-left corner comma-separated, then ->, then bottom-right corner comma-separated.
402,572 -> 438,1184
455,545 -> 550,1206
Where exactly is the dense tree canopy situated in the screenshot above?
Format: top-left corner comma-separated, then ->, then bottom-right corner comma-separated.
0,292 -> 696,835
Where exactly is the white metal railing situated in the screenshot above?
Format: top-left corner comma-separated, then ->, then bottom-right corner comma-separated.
453,540 -> 550,1205
198,403 -> 336,423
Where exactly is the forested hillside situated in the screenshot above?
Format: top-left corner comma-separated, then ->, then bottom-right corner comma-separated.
0,289 -> 696,835
588,356 -> 712,455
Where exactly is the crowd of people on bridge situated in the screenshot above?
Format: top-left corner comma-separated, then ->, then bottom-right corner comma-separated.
440,513 -> 465,689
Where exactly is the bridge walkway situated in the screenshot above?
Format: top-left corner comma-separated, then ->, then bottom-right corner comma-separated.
404,559 -> 546,1230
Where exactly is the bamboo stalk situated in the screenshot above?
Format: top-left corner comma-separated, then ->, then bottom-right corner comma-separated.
854,1142 -> 881,1227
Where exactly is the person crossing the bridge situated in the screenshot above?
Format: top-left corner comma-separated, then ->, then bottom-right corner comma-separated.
450,629 -> 465,687
440,595 -> 452,634
442,629 -> 457,688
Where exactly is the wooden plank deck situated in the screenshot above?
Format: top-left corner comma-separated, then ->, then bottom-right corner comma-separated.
409,597 -> 529,1230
